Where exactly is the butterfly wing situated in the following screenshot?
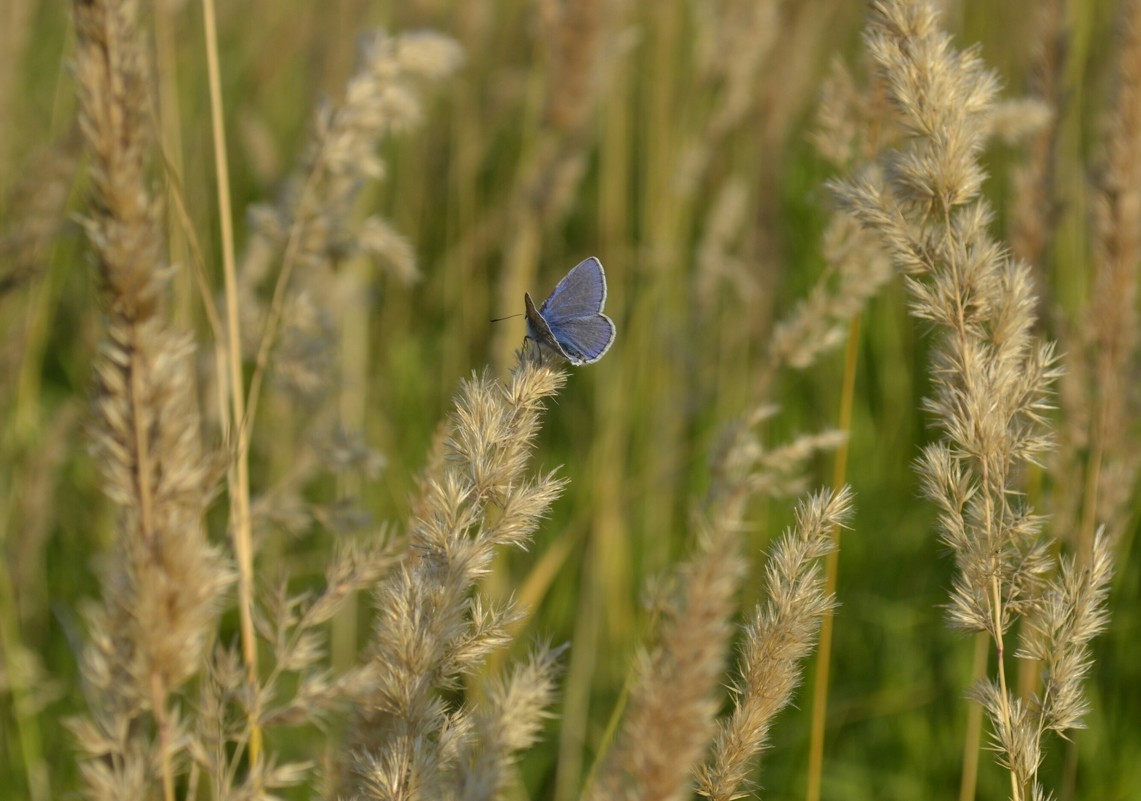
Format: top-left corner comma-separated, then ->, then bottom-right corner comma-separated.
546,312 -> 616,364
526,257 -> 616,365
525,292 -> 575,361
539,257 -> 607,321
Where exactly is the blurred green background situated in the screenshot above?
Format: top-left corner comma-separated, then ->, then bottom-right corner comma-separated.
1,1 -> 1138,799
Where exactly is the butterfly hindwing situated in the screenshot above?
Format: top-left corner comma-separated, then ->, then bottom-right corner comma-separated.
546,313 -> 616,364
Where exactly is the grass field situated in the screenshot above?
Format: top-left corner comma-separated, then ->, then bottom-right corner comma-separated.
1,1 -> 1139,799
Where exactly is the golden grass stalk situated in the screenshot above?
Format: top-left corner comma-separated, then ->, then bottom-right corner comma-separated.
833,3 -> 1115,799
351,351 -> 567,799
69,1 -> 233,799
694,487 -> 851,801
199,0 -> 260,769
452,643 -> 565,800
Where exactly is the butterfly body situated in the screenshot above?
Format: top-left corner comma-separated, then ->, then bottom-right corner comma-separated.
524,257 -> 616,365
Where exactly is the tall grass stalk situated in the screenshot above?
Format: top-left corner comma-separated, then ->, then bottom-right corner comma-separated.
351,351 -> 567,799
804,316 -> 860,801
199,0 -> 261,768
70,2 -> 233,799
696,487 -> 853,801
835,3 -> 1115,799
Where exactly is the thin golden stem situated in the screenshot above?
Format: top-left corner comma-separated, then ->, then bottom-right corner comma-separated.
991,573 -> 1021,801
805,313 -> 860,801
150,673 -> 175,801
201,0 -> 260,768
958,631 -> 988,801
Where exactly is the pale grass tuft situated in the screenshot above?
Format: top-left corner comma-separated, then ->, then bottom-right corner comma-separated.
452,643 -> 566,801
835,3 -> 1114,798
350,352 -> 567,799
70,0 -> 233,798
695,178 -> 756,315
766,210 -> 892,371
239,26 -> 461,407
695,486 -> 853,801
1016,530 -> 1114,735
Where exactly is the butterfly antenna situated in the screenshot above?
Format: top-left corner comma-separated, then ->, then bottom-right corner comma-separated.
490,312 -> 523,323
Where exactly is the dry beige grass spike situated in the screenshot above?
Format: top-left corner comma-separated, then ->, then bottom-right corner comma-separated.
349,352 -> 568,799
696,487 -> 853,801
69,1 -> 233,800
833,3 -> 1115,799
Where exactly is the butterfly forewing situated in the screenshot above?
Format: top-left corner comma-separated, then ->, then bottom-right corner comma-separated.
539,257 -> 608,321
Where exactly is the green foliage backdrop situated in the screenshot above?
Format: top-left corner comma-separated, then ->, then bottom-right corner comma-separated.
1,1 -> 1138,799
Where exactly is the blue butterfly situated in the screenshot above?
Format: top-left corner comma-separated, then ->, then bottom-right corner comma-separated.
525,257 -> 616,365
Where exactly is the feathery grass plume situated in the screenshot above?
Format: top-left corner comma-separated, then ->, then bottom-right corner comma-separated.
812,57 -> 890,170
451,643 -> 565,801
695,178 -> 754,319
1051,0 -> 1141,553
68,1 -> 233,798
240,27 -> 462,406
708,406 -> 847,511
191,538 -> 401,799
768,58 -> 896,378
766,210 -> 892,374
773,58 -> 896,376
695,486 -> 852,801
833,2 -> 1114,798
245,28 -> 462,279
1014,530 -> 1114,735
226,35 -> 461,629
350,351 -> 567,800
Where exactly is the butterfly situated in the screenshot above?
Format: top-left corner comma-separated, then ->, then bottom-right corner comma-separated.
525,257 -> 616,365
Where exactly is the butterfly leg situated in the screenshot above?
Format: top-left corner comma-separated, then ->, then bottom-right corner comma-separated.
522,335 -> 545,365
